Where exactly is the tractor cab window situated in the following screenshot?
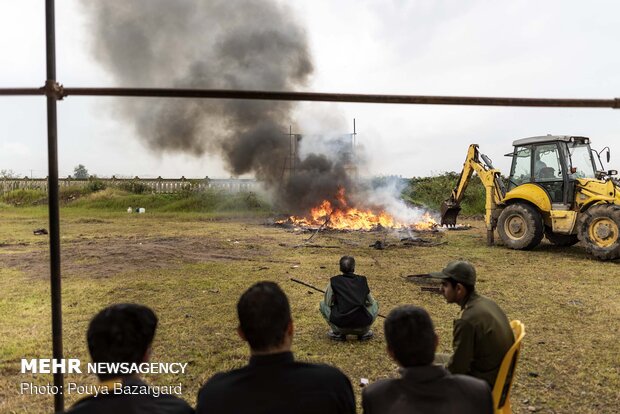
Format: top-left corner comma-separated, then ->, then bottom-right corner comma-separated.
568,142 -> 596,179
533,143 -> 564,203
508,146 -> 531,189
533,144 -> 561,181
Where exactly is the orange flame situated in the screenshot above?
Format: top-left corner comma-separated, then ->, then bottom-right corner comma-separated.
282,188 -> 438,231
410,212 -> 438,231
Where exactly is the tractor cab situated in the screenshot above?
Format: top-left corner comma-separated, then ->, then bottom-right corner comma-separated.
506,135 -> 597,207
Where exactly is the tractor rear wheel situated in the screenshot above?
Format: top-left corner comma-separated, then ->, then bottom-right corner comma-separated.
497,203 -> 544,250
544,227 -> 579,246
578,204 -> 620,260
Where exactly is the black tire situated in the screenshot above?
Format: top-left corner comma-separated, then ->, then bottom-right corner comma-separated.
577,204 -> 620,260
497,203 -> 544,250
544,227 -> 579,247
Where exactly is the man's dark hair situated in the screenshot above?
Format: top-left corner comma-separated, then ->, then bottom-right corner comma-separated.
87,303 -> 158,379
237,281 -> 291,351
339,256 -> 355,274
384,305 -> 436,367
445,277 -> 475,295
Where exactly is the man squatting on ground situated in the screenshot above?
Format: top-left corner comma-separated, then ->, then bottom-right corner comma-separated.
196,281 -> 355,414
320,255 -> 379,341
432,260 -> 514,387
66,304 -> 193,414
362,305 -> 493,414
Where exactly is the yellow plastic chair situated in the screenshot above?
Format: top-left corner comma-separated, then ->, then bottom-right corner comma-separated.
492,320 -> 525,414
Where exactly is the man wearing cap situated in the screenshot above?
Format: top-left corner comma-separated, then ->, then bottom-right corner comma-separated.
431,260 -> 514,387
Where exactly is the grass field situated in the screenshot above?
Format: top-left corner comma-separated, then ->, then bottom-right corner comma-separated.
0,205 -> 618,413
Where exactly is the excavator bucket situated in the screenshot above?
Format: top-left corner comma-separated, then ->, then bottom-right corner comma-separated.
440,199 -> 461,227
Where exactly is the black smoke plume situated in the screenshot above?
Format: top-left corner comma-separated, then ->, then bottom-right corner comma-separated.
81,0 -> 354,213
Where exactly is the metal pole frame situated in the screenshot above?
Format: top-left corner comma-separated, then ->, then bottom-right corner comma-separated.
0,2 -> 617,412
43,1 -> 64,412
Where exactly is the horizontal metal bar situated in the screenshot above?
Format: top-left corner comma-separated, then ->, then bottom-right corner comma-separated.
63,88 -> 620,108
0,88 -> 44,96
2,86 -> 619,108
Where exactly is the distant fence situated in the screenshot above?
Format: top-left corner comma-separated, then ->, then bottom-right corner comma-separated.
0,177 -> 260,195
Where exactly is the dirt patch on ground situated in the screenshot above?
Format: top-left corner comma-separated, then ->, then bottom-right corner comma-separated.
0,235 -> 280,279
0,222 -> 447,280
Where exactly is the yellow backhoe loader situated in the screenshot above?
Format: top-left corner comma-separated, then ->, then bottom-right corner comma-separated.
441,135 -> 620,260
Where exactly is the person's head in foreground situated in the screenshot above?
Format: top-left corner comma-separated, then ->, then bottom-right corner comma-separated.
196,281 -> 356,414
87,303 -> 157,380
430,260 -> 476,306
384,305 -> 436,367
237,281 -> 293,354
339,255 -> 355,274
364,304 -> 494,414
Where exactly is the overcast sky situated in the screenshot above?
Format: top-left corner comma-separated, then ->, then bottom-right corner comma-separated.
1,0 -> 619,179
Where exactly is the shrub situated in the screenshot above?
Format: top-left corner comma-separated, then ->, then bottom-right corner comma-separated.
1,189 -> 48,206
117,181 -> 151,194
86,179 -> 107,193
402,172 -> 490,216
60,186 -> 87,202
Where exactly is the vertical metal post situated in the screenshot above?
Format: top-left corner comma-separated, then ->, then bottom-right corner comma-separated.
45,0 -> 64,412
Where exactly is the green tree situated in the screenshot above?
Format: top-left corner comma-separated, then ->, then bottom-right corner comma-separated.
73,164 -> 89,179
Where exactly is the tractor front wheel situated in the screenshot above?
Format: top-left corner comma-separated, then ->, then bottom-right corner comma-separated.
497,203 -> 544,250
578,204 -> 620,260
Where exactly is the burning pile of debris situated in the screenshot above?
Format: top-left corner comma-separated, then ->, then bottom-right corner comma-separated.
268,185 -> 477,251
274,188 -> 439,233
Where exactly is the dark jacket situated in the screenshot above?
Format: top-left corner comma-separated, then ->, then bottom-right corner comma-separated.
362,364 -> 493,414
329,273 -> 373,328
196,352 -> 355,414
448,292 -> 515,387
65,377 -> 193,414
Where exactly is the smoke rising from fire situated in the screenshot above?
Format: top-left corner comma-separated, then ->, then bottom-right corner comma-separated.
80,0 -> 355,213
363,177 -> 438,225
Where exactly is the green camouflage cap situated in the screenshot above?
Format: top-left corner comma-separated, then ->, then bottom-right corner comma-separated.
429,260 -> 476,285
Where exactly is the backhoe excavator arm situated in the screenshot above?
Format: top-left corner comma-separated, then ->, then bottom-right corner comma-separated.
440,144 -> 506,245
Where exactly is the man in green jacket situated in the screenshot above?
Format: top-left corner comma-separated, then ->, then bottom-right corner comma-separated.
431,260 -> 514,387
